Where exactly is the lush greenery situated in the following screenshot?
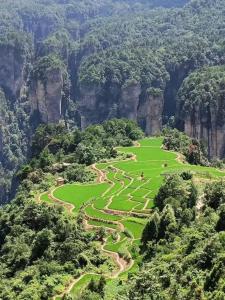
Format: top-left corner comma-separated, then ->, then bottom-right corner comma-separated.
3,0 -> 225,202
123,177 -> 225,300
0,196 -> 108,299
178,66 -> 225,114
2,117 -> 225,299
33,130 -> 225,300
163,128 -> 208,165
0,119 -> 143,299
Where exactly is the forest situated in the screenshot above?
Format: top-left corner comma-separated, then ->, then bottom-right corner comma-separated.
2,0 -> 225,203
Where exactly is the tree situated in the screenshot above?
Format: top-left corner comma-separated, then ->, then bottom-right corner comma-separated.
31,229 -> 53,260
141,211 -> 160,247
216,204 -> 225,231
159,204 -> 177,239
204,181 -> 225,210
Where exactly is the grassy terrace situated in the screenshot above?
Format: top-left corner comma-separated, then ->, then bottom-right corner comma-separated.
42,137 -> 225,298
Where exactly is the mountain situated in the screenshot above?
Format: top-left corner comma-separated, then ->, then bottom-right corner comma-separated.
1,0 -> 225,203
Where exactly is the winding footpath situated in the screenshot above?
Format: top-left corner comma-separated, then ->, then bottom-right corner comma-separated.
50,162 -> 135,300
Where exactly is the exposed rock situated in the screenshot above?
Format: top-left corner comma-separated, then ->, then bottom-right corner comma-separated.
78,82 -> 121,129
0,44 -> 26,98
138,93 -> 164,135
78,83 -> 142,129
183,107 -> 225,158
78,82 -> 163,136
29,68 -> 63,123
119,83 -> 141,121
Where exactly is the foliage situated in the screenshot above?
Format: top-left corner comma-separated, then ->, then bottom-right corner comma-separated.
0,197 -> 104,299
163,128 -> 208,165
178,66 -> 225,125
114,174 -> 225,300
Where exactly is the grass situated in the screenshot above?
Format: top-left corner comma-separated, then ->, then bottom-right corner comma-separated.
53,183 -> 109,213
70,274 -> 102,297
85,205 -> 121,222
104,237 -> 128,253
121,219 -> 147,239
88,220 -> 118,230
40,192 -> 52,203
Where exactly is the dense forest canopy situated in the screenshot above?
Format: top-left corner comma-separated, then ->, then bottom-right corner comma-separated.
1,0 -> 225,200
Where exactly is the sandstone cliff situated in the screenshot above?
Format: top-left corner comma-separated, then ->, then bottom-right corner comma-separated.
177,66 -> 225,159
182,107 -> 225,158
78,82 -> 163,135
0,44 -> 26,99
29,68 -> 63,123
138,92 -> 164,136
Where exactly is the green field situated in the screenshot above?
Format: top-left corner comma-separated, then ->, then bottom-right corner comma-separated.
42,137 -> 225,298
53,183 -> 109,213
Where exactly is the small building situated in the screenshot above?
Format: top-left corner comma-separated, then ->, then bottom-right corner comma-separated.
56,177 -> 65,186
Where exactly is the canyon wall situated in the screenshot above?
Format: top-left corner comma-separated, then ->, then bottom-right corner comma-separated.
182,107 -> 225,158
29,68 -> 64,123
78,83 -> 164,135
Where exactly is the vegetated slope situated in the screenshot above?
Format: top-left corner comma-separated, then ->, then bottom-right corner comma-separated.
40,136 -> 225,299
0,119 -> 144,299
0,197 -> 111,299
2,0 -> 225,203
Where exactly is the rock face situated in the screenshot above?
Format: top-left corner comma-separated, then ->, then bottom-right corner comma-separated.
78,83 -> 163,135
118,84 -> 141,121
0,44 -> 26,98
29,68 -> 63,123
182,106 -> 225,158
78,84 -> 141,129
138,93 -> 164,135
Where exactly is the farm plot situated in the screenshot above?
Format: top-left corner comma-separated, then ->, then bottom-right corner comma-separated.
53,183 -> 109,213
43,137 -> 225,299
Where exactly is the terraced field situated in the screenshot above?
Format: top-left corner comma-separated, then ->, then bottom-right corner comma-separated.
41,137 -> 225,299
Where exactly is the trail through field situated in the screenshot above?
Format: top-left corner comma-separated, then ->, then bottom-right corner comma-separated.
92,164 -> 107,183
49,190 -> 75,213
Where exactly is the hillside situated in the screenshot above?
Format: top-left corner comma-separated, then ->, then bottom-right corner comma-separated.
3,0 -> 225,203
1,120 -> 224,299
1,1 -> 225,298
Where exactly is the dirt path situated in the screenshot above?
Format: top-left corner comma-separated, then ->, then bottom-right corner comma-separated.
196,193 -> 205,212
85,220 -> 134,276
52,274 -> 85,300
143,199 -> 150,210
49,151 -> 139,299
103,207 -> 150,218
92,164 -> 107,183
49,190 -> 75,213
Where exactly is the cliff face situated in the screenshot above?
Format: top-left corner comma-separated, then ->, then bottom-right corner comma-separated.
182,106 -> 225,158
118,84 -> 141,121
177,66 -> 225,159
29,68 -> 64,123
138,93 -> 164,135
78,83 -> 163,135
0,44 -> 26,99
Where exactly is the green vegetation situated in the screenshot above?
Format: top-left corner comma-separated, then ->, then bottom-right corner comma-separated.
124,177 -> 225,300
37,133 -> 225,299
0,198 -> 106,299
2,116 -> 225,299
2,0 -> 225,205
53,183 -> 109,214
2,0 -> 225,298
178,66 -> 225,121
